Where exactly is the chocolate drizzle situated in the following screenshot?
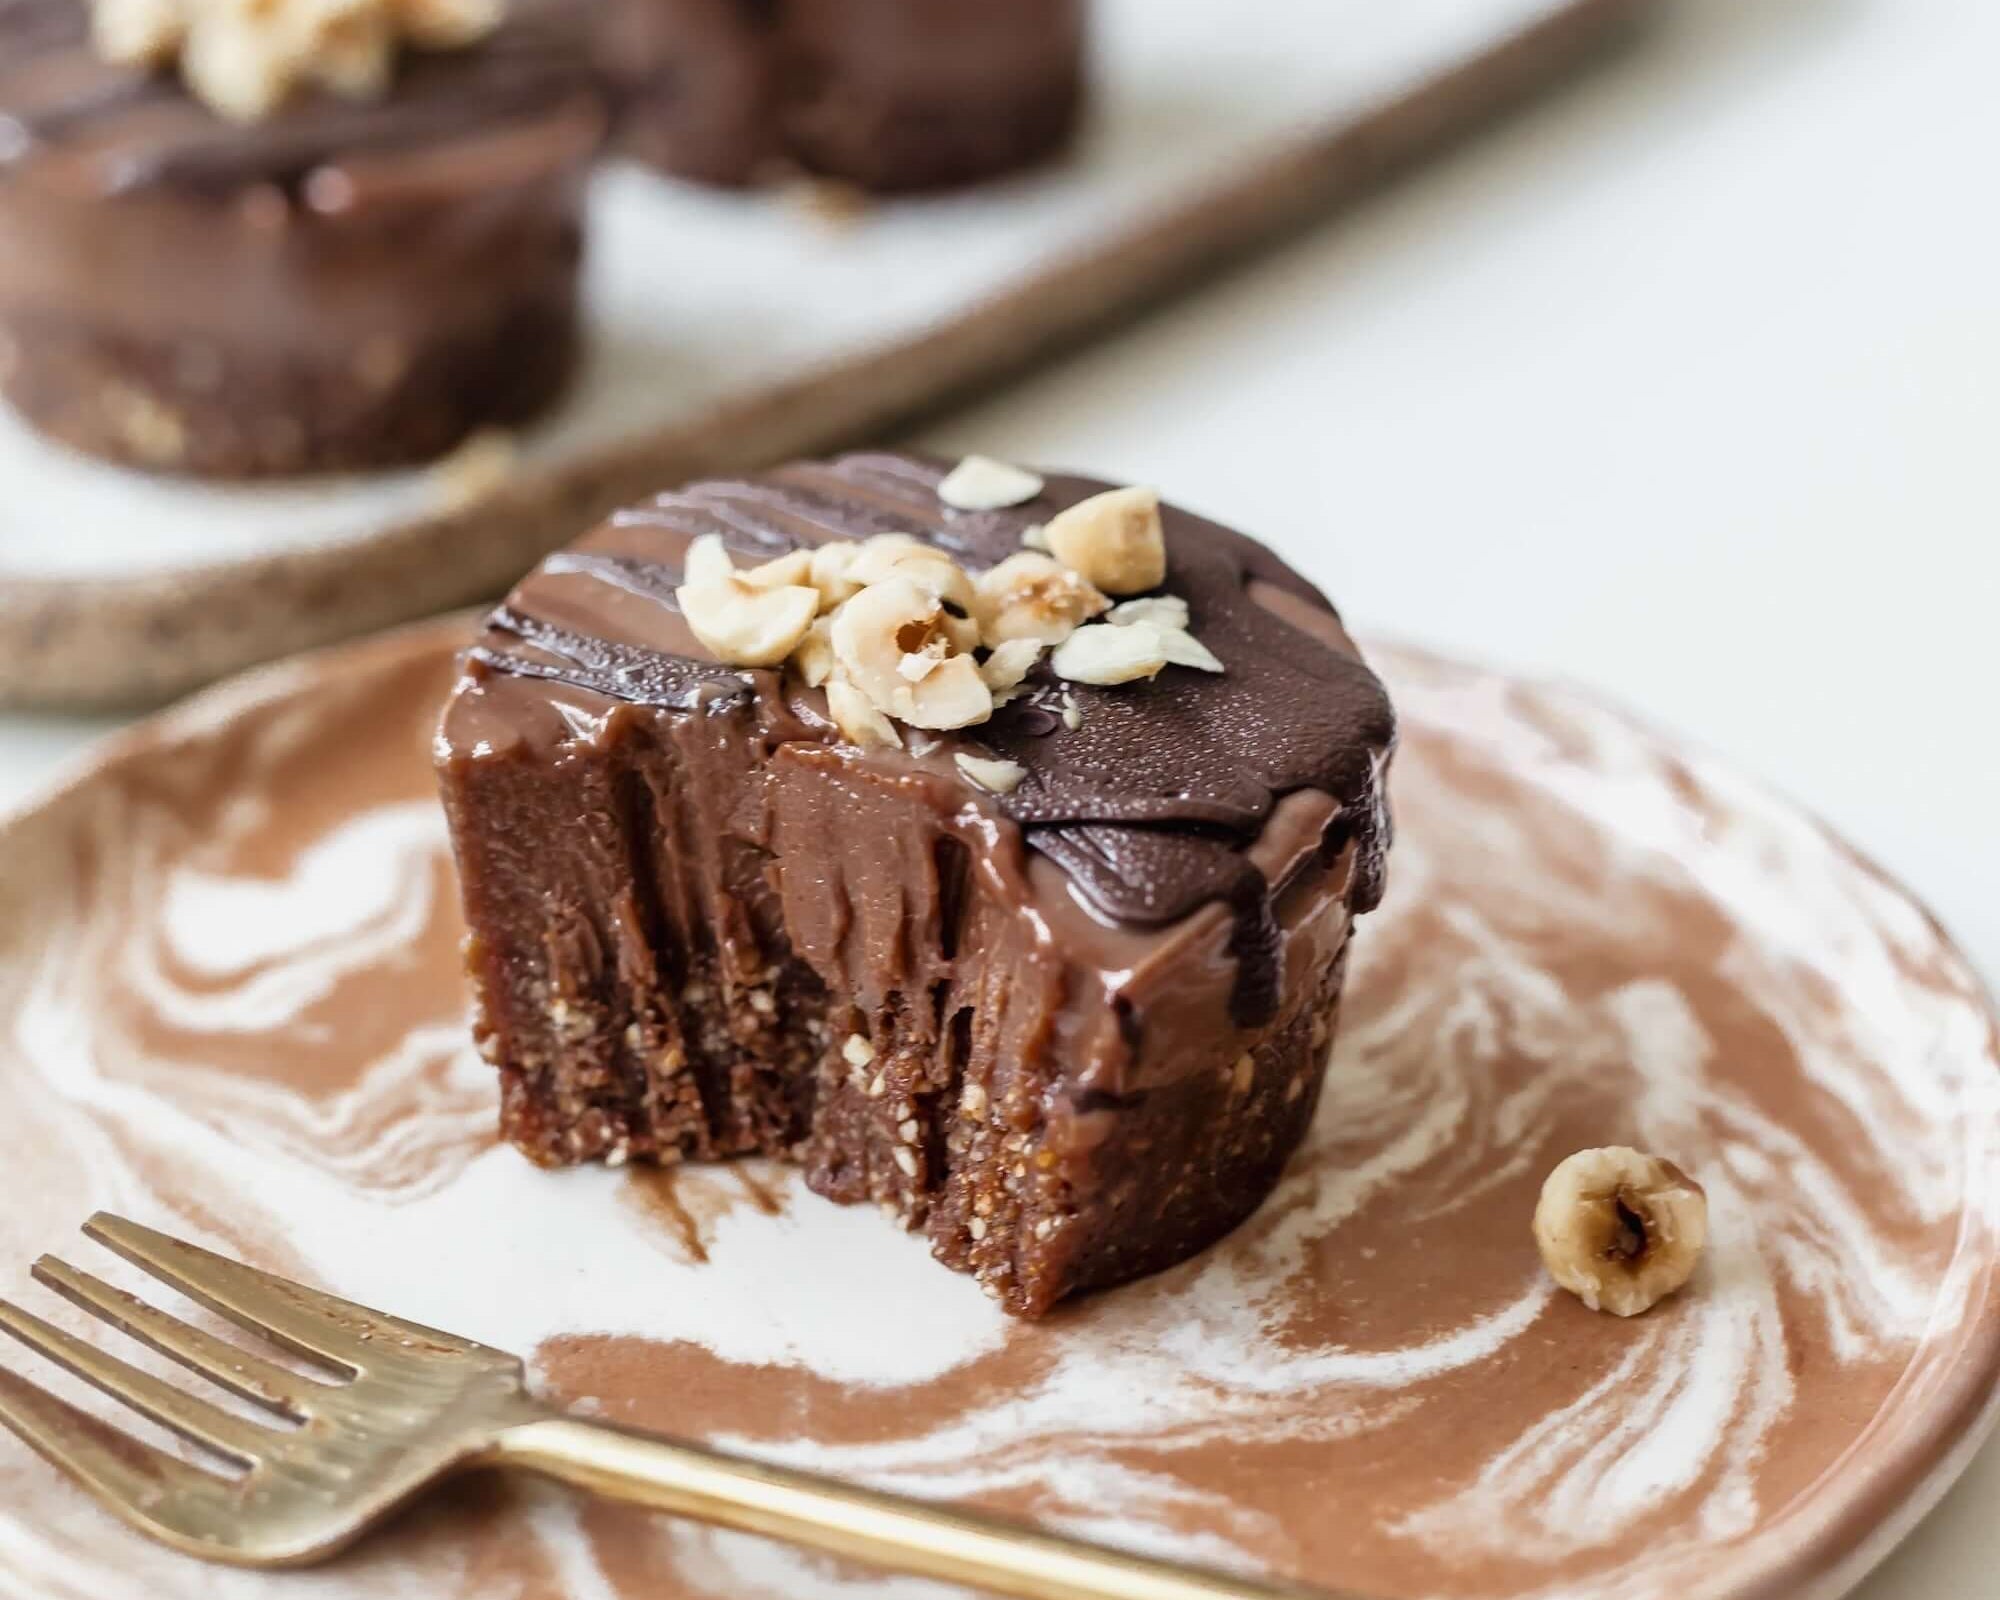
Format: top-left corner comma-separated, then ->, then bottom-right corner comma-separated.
473,605 -> 757,714
464,452 -> 1397,1023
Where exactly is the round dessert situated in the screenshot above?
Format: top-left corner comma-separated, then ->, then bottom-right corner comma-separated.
435,451 -> 1396,1316
0,0 -> 606,478
597,0 -> 1087,192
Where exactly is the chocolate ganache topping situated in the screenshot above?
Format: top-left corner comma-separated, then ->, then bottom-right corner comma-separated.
465,452 -> 1397,1024
0,0 -> 599,195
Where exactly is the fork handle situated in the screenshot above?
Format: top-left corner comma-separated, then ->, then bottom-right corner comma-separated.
491,1413 -> 1338,1600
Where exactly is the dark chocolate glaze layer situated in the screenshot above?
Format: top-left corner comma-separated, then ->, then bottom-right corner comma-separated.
0,0 -> 600,195
460,453 -> 1396,1024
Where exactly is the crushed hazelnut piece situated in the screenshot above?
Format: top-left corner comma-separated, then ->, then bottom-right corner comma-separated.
832,578 -> 992,730
742,549 -> 814,590
399,0 -> 505,49
942,610 -> 984,655
103,385 -> 188,466
179,18 -> 297,122
1060,692 -> 1083,731
92,0 -> 180,66
807,541 -> 865,609
308,8 -> 395,101
793,618 -> 836,687
1534,1147 -> 1708,1317
972,551 -> 1108,648
783,176 -> 870,230
1108,595 -> 1190,632
968,1217 -> 989,1241
961,1083 -> 988,1118
938,455 -> 1045,512
978,638 -> 1043,702
92,0 -> 503,122
955,753 -> 1027,796
846,534 -> 927,585
841,1033 -> 875,1068
898,656 -> 990,729
1043,486 -> 1166,596
1050,621 -> 1169,686
1158,628 -> 1225,674
1020,524 -> 1051,552
432,427 -> 517,510
826,679 -> 903,749
892,1148 -> 920,1178
676,569 -> 819,668
682,533 -> 737,587
877,548 -> 977,615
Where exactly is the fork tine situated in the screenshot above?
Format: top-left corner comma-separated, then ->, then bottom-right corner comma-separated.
34,1257 -> 322,1420
0,1360 -> 224,1515
84,1214 -> 482,1371
0,1297 -> 269,1465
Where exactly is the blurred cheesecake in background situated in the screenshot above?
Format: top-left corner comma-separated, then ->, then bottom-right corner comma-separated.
597,0 -> 1087,192
0,0 -> 606,477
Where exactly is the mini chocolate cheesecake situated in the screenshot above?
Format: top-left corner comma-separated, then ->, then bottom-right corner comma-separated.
598,0 -> 1085,192
435,452 -> 1395,1316
0,0 -> 605,477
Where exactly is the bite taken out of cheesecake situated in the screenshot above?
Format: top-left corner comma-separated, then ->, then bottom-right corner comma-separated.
434,452 -> 1396,1317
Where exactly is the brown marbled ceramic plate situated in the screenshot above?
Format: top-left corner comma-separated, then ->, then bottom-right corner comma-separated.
0,620 -> 1994,1600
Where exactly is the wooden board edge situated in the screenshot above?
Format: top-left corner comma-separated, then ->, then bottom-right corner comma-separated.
0,0 -> 1652,712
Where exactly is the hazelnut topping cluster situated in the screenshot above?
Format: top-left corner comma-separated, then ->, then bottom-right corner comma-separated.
91,0 -> 504,123
675,457 -> 1226,793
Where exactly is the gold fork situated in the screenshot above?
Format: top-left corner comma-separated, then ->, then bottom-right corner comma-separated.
0,1214 -> 1339,1600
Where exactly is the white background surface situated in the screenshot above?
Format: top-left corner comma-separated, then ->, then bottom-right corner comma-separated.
0,0 -> 1993,1594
